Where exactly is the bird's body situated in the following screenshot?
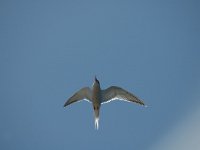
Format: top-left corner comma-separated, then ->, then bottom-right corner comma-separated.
92,78 -> 101,129
64,77 -> 146,129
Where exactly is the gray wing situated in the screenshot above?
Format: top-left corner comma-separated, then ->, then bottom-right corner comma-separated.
64,87 -> 92,107
101,86 -> 145,106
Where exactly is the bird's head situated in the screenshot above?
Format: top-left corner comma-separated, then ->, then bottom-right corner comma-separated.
94,76 -> 100,84
93,76 -> 100,88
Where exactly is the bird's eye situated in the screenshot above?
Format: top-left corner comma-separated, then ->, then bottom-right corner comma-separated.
93,106 -> 96,110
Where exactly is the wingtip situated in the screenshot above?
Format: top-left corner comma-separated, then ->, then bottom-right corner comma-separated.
63,102 -> 68,107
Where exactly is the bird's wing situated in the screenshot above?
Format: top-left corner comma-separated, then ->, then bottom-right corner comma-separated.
64,87 -> 92,107
101,86 -> 145,106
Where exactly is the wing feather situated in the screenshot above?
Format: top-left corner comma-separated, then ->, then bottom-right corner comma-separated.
64,87 -> 92,107
101,86 -> 145,106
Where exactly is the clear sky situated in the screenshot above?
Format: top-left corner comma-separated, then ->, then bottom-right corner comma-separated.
0,0 -> 200,150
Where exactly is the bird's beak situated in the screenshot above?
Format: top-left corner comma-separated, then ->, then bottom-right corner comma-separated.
95,76 -> 97,82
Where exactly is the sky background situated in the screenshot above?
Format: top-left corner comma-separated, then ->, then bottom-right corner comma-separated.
0,0 -> 200,150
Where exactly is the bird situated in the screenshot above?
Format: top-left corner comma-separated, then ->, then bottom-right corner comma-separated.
64,76 -> 146,130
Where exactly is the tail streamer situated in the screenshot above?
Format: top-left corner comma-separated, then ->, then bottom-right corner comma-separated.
95,117 -> 99,130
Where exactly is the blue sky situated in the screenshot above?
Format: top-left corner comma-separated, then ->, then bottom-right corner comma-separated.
0,0 -> 200,150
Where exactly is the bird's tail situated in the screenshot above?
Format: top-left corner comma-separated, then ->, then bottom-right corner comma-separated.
95,117 -> 99,130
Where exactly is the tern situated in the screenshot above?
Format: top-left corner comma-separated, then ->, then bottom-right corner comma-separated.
64,77 -> 146,130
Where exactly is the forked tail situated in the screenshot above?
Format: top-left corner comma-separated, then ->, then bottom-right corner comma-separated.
95,117 -> 99,130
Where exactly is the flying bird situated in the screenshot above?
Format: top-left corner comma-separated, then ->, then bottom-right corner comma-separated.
64,77 -> 146,130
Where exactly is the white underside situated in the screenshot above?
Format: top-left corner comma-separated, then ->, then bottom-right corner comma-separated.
101,97 -> 131,104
